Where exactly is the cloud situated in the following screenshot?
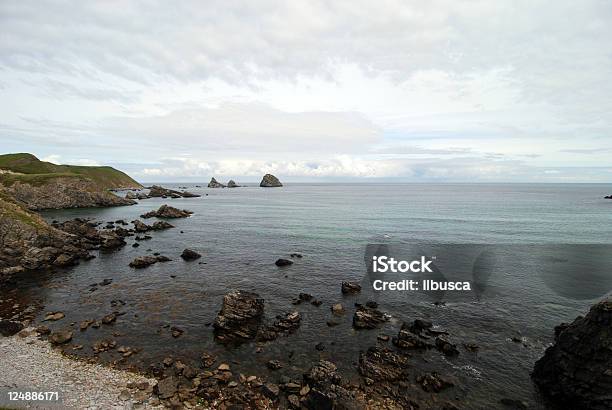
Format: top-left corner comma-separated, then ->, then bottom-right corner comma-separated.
103,102 -> 381,153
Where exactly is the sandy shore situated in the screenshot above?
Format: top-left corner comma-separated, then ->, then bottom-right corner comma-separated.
0,329 -> 162,409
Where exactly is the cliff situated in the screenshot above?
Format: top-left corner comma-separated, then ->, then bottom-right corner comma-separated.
532,298 -> 612,409
0,153 -> 141,210
0,190 -> 84,283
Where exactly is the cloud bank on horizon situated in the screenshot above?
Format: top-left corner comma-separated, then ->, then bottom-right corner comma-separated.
1,0 -> 611,182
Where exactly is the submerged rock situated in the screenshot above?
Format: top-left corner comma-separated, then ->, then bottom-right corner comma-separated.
260,174 -> 283,187
532,298 -> 612,410
213,290 -> 265,342
141,205 -> 193,219
208,177 -> 225,188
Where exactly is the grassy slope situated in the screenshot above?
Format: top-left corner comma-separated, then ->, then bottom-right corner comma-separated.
0,153 -> 142,189
0,189 -> 49,230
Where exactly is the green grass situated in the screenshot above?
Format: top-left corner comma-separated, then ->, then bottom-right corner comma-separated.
0,153 -> 142,189
0,190 -> 49,230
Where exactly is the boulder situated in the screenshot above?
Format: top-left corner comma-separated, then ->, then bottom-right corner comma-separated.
393,322 -> 433,350
0,320 -> 24,336
275,258 -> 293,267
181,249 -> 201,261
227,180 -> 240,188
141,205 -> 193,219
129,255 -> 171,268
213,290 -> 265,342
358,345 -> 410,381
341,281 -> 361,294
208,177 -> 226,188
532,298 -> 612,410
99,231 -> 126,250
49,329 -> 73,344
260,174 -> 283,187
151,221 -> 174,230
352,306 -> 389,329
132,220 -> 151,232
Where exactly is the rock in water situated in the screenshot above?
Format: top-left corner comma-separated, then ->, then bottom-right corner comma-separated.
208,177 -> 226,188
213,290 -> 265,342
275,258 -> 293,267
605,195 -> 612,199
353,305 -> 389,329
341,281 -> 362,294
532,298 -> 612,410
260,174 -> 282,187
140,205 -> 193,218
227,180 -> 240,188
181,249 -> 201,261
129,255 -> 171,268
49,329 -> 73,344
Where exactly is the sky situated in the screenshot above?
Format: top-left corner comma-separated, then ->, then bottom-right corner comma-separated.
1,0 -> 611,182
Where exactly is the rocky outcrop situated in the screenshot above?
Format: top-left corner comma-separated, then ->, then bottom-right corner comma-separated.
260,174 -> 282,187
148,185 -> 200,198
141,205 -> 193,219
213,290 -> 265,342
129,255 -> 171,269
208,178 -> 225,188
352,305 -> 389,329
2,178 -> 135,210
227,180 -> 240,188
0,194 -> 93,282
341,281 -> 362,294
605,195 -> 612,199
180,249 -> 201,261
532,298 -> 612,410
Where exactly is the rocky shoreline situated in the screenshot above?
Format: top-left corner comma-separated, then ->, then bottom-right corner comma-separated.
2,175 -> 611,408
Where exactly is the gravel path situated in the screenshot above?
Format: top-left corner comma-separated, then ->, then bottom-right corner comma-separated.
0,329 -> 163,409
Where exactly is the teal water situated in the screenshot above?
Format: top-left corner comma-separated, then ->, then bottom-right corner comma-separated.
8,183 -> 612,409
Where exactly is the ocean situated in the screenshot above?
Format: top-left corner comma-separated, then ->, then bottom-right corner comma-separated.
7,183 -> 612,409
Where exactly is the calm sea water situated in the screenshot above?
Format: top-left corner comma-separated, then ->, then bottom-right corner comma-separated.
9,183 -> 612,409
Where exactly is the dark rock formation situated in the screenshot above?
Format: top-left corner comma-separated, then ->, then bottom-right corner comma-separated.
359,345 -> 410,381
275,258 -> 293,267
227,180 -> 240,188
141,205 -> 193,219
213,290 -> 265,342
605,195 -> 612,199
352,305 -> 389,329
393,322 -> 433,350
260,174 -> 282,187
151,221 -> 174,230
532,298 -> 612,410
208,178 -> 225,188
0,320 -> 24,336
341,281 -> 361,294
181,248 -> 201,261
129,255 -> 171,268
132,220 -> 152,232
148,185 -> 200,198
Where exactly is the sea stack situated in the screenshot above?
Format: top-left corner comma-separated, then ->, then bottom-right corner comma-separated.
532,298 -> 612,410
260,174 -> 282,187
208,177 -> 225,188
227,180 -> 240,188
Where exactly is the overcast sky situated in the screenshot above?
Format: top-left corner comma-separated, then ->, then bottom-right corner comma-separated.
1,0 -> 611,182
